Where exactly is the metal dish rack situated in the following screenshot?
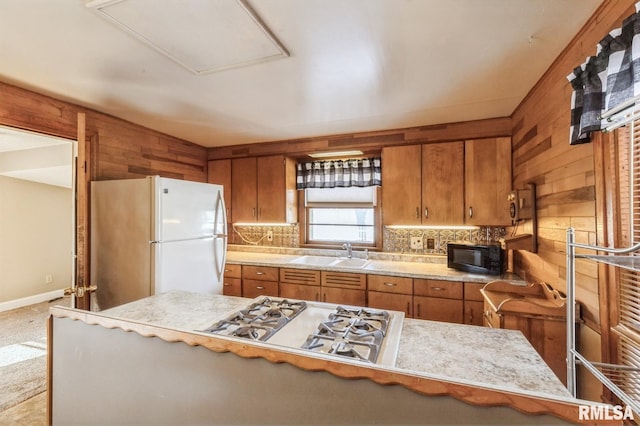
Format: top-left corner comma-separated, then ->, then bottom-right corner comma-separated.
566,228 -> 640,415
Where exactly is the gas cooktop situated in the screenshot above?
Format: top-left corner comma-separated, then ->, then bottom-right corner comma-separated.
200,297 -> 404,366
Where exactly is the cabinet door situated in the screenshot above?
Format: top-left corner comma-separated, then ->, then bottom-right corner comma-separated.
463,300 -> 484,326
464,137 -> 512,225
322,287 -> 366,306
279,283 -> 320,301
208,159 -> 232,220
422,142 -> 464,224
257,155 -> 286,222
368,291 -> 413,317
414,296 -> 463,323
231,157 -> 257,222
381,145 -> 422,225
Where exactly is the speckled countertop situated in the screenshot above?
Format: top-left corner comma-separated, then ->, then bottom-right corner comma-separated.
102,291 -> 570,398
225,246 -> 525,284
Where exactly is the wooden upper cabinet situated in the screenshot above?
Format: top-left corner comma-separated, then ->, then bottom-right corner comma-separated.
231,157 -> 258,222
382,142 -> 464,225
382,145 -> 422,225
464,137 -> 512,225
231,155 -> 297,223
208,159 -> 231,220
422,142 -> 464,224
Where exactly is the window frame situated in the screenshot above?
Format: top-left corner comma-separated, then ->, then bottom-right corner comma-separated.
298,186 -> 382,250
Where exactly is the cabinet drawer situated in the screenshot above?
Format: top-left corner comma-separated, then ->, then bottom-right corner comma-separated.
321,271 -> 366,290
414,279 -> 463,299
242,265 -> 279,281
367,275 -> 412,294
242,279 -> 278,298
223,263 -> 242,278
464,282 -> 484,301
222,277 -> 242,297
280,268 -> 321,286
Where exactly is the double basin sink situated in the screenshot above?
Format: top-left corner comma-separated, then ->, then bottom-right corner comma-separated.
288,255 -> 370,269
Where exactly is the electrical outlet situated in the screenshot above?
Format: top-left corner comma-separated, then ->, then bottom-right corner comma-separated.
45,274 -> 53,284
410,236 -> 423,250
266,230 -> 273,241
426,238 -> 435,250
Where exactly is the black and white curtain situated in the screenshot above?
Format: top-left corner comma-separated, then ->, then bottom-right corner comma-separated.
568,2 -> 640,145
296,157 -> 381,189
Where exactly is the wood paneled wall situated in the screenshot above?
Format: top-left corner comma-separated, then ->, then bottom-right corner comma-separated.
0,81 -> 208,182
510,0 -> 637,330
207,117 -> 512,160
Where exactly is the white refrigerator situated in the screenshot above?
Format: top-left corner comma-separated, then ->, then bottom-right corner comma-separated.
90,176 -> 227,310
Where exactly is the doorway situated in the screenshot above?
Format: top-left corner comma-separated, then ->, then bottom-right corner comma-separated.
0,125 -> 75,311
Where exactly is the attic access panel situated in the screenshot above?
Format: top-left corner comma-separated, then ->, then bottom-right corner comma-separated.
86,0 -> 289,74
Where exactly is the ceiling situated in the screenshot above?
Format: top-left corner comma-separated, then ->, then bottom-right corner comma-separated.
0,0 -> 603,148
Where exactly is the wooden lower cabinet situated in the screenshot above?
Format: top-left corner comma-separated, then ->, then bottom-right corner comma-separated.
241,265 -> 279,298
368,291 -> 412,317
222,264 -> 242,297
463,282 -> 485,326
367,274 -> 413,317
279,268 -> 321,301
414,296 -> 463,323
413,279 -> 464,324
321,271 -> 366,306
320,287 -> 363,306
242,279 -> 278,298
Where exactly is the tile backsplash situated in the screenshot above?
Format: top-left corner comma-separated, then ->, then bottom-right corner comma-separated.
230,223 -> 505,255
383,226 -> 506,255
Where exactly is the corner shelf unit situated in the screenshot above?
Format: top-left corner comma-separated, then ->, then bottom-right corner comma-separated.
566,228 -> 640,415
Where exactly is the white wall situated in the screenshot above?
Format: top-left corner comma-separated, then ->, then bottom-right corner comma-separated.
0,176 -> 72,303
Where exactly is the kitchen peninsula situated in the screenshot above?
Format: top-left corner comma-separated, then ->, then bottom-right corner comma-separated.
47,291 -> 609,425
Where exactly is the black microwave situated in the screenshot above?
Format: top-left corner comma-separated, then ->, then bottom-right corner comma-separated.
447,241 -> 505,275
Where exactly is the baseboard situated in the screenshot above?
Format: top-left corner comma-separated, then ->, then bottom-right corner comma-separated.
0,289 -> 66,313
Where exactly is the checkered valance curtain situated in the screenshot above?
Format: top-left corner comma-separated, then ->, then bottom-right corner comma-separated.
296,157 -> 381,189
567,2 -> 640,145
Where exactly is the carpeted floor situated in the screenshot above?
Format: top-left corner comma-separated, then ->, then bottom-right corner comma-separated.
0,296 -> 71,414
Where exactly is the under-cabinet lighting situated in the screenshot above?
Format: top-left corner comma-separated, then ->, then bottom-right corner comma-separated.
385,225 -> 480,230
308,150 -> 363,158
233,223 -> 292,226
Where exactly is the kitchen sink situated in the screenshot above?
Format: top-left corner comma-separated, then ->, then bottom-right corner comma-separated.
289,255 -> 338,266
329,258 -> 370,269
288,255 -> 370,269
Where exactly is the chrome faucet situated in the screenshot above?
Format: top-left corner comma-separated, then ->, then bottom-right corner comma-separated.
342,242 -> 353,258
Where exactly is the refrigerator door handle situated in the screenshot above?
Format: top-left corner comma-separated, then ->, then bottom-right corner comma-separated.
213,190 -> 228,282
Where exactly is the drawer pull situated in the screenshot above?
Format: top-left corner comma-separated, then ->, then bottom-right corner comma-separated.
383,282 -> 397,287
256,286 -> 265,290
431,287 -> 445,291
406,302 -> 411,316
223,283 -> 231,286
255,272 -> 265,275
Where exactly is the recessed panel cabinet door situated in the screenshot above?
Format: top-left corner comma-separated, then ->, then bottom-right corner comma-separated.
422,142 -> 464,224
382,145 -> 422,225
231,157 -> 257,222
464,137 -> 512,225
257,155 -> 286,223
